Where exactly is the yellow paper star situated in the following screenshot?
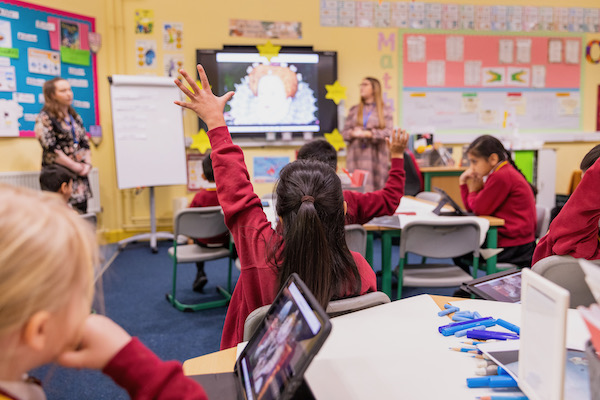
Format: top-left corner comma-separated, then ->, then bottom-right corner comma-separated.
257,40 -> 281,62
325,80 -> 347,105
324,129 -> 345,151
191,129 -> 211,153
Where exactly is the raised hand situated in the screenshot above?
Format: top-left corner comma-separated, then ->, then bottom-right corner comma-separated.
386,128 -> 409,159
174,64 -> 234,131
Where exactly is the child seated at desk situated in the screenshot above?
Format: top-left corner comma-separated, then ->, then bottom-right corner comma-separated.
0,185 -> 207,399
188,152 -> 229,293
39,163 -> 75,208
457,135 -> 537,270
174,65 -> 377,350
533,145 -> 600,264
296,130 -> 408,225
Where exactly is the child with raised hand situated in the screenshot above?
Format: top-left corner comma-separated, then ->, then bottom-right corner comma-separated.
458,135 -> 537,269
296,129 -> 409,225
174,65 -> 377,350
0,184 -> 207,399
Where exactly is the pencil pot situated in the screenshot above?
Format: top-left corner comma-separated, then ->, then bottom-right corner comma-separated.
587,340 -> 600,400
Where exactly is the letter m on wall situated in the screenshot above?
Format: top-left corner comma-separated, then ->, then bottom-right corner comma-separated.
378,32 -> 395,52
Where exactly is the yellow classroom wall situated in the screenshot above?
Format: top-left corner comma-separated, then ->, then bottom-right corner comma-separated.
1,0 -> 600,241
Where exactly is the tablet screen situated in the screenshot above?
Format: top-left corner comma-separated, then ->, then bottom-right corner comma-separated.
471,271 -> 522,303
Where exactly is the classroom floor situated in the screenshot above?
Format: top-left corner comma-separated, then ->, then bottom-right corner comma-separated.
32,238 -> 459,399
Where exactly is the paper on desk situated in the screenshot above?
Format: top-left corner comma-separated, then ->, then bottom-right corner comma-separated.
450,299 -> 590,350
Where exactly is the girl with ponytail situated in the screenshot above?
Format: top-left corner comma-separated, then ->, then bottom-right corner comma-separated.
457,135 -> 537,270
174,65 -> 376,350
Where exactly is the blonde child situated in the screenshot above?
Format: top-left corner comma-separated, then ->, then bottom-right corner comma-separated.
0,184 -> 207,399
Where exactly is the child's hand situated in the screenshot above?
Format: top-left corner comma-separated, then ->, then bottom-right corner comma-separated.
459,168 -> 475,185
387,129 -> 408,159
466,175 -> 484,193
174,64 -> 234,131
57,314 -> 131,370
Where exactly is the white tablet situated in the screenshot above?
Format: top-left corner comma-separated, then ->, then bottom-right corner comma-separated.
519,268 -> 570,400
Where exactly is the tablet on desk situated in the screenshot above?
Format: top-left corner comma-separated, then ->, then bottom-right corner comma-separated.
432,186 -> 473,216
460,268 -> 523,303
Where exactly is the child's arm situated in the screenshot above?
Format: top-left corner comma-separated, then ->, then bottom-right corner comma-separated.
534,157 -> 600,262
58,315 -> 207,399
346,128 -> 408,224
174,66 -> 275,266
461,172 -> 510,216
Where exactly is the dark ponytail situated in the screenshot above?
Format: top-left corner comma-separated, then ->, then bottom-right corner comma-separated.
467,135 -> 537,196
273,160 -> 360,308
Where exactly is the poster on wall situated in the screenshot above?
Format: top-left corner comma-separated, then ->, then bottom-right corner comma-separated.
0,1 -> 98,137
134,9 -> 154,34
135,40 -> 156,68
162,22 -> 183,50
228,19 -> 302,39
253,157 -> 289,183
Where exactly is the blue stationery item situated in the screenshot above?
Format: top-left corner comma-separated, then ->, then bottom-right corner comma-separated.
473,311 -> 482,319
440,318 -> 497,336
438,306 -> 460,316
454,325 -> 487,337
496,318 -> 521,335
476,396 -> 528,400
452,315 -> 472,322
439,317 -> 494,332
466,375 -> 518,388
455,311 -> 474,318
467,330 -> 519,341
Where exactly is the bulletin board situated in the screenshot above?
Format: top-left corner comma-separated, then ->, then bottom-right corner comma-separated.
0,0 -> 98,137
401,33 -> 582,132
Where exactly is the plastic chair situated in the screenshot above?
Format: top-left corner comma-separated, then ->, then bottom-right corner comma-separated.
531,255 -> 598,308
243,291 -> 390,341
397,219 -> 480,300
415,191 -> 442,204
166,206 -> 234,312
345,224 -> 367,257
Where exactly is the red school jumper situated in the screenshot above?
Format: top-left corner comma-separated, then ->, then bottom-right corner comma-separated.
208,126 -> 377,350
533,157 -> 600,265
344,157 -> 406,225
460,162 -> 536,248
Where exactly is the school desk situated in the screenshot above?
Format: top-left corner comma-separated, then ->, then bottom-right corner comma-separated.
183,295 -> 590,399
364,196 -> 505,298
420,166 -> 467,208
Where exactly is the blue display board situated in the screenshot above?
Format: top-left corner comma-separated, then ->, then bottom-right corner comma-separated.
0,0 -> 97,137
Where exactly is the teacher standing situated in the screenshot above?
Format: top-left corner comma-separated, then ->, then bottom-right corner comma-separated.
35,77 -> 92,213
342,77 -> 393,192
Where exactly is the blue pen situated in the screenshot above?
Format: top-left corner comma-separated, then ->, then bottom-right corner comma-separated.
438,306 -> 460,316
443,303 -> 455,309
477,396 -> 529,400
467,330 -> 519,341
454,311 -> 474,318
452,315 -> 472,322
439,317 -> 494,332
473,311 -> 482,319
440,319 -> 497,336
454,324 -> 486,337
496,318 -> 521,335
466,375 -> 518,388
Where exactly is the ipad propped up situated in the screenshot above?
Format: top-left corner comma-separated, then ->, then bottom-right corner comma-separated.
190,273 -> 332,400
432,186 -> 473,216
519,268 -> 570,400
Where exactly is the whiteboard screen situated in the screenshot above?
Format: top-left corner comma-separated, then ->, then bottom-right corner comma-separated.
109,75 -> 187,189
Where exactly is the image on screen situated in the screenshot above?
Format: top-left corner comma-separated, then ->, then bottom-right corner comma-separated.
216,53 -> 319,133
239,282 -> 323,400
473,271 -> 522,303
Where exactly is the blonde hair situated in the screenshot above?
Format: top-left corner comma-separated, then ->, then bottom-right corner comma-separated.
356,77 -> 386,130
0,184 -> 97,336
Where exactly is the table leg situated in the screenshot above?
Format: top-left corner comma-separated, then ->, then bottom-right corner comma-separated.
486,227 -> 498,274
423,172 -> 432,192
381,231 -> 393,298
366,232 -> 374,268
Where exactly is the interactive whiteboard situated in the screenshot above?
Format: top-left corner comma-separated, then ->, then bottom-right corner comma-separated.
109,75 -> 186,189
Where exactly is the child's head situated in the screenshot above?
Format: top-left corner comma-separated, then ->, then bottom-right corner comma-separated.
202,152 -> 214,183
580,144 -> 600,174
40,163 -> 75,202
273,160 -> 360,308
0,184 -> 97,371
297,140 -> 338,170
465,135 -> 509,177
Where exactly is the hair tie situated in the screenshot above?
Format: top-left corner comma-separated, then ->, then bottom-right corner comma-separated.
301,195 -> 315,203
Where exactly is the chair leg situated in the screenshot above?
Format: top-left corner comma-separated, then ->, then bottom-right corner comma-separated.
396,255 -> 406,301
166,259 -> 233,312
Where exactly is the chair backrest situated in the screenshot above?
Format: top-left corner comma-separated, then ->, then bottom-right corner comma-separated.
400,219 -> 481,259
243,291 -> 390,341
173,206 -> 228,239
531,255 -> 598,308
415,191 -> 443,203
345,224 -> 367,257
535,204 -> 550,239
